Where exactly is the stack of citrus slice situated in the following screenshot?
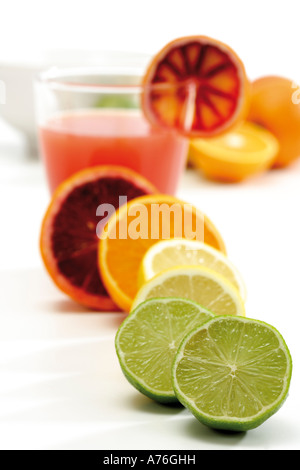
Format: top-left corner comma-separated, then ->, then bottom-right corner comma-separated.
38,34 -> 293,434
98,194 -> 226,312
40,169 -> 230,313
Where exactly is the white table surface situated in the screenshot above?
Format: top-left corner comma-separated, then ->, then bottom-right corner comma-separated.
1,122 -> 300,450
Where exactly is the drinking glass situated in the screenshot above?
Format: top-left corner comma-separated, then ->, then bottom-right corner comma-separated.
35,64 -> 189,194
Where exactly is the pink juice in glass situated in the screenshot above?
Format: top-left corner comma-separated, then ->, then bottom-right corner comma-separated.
39,109 -> 188,194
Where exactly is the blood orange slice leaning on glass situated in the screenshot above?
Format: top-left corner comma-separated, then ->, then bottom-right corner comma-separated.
40,165 -> 157,311
142,36 -> 249,137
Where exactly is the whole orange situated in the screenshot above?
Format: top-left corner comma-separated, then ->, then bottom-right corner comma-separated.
248,75 -> 300,168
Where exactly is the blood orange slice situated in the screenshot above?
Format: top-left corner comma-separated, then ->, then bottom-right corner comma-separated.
40,166 -> 157,311
142,36 -> 249,137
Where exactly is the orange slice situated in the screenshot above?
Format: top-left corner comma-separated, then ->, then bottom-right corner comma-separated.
189,122 -> 279,182
40,166 -> 157,311
142,36 -> 249,137
99,194 -> 226,312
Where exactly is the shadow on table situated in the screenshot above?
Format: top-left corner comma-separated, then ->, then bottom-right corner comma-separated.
45,299 -> 127,324
0,267 -> 127,322
124,392 -> 183,415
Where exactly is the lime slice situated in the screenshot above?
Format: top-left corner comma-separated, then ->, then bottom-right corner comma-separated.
139,238 -> 246,300
115,297 -> 213,403
132,266 -> 245,317
172,316 -> 292,431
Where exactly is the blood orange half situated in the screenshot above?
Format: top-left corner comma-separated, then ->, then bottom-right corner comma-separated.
40,166 -> 157,311
142,36 -> 249,137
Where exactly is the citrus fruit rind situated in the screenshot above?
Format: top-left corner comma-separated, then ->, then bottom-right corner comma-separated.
142,35 -> 250,138
172,315 -> 292,431
139,238 -> 246,299
115,297 -> 214,403
99,194 -> 226,312
131,265 -> 245,317
40,165 -> 157,310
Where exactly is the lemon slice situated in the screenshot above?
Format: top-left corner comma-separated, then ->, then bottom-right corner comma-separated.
189,122 -> 279,182
132,266 -> 245,317
139,238 -> 246,300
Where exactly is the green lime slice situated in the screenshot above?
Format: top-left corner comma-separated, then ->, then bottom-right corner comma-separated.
115,298 -> 214,403
172,316 -> 292,431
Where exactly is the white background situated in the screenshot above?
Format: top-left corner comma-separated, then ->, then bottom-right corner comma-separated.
1,0 -> 300,450
0,0 -> 299,81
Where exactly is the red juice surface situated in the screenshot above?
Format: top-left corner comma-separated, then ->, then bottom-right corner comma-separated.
39,110 -> 188,194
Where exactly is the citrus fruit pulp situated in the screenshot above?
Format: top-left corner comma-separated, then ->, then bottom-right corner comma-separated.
142,36 -> 249,137
115,297 -> 213,402
139,238 -> 246,299
131,266 -> 245,317
248,75 -> 300,168
99,194 -> 226,311
172,315 -> 292,431
40,165 -> 157,310
189,122 -> 279,182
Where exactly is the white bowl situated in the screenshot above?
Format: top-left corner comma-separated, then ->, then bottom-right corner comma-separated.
0,63 -> 40,147
0,50 -> 151,152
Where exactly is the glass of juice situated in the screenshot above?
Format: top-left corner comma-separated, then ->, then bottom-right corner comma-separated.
35,64 -> 189,194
